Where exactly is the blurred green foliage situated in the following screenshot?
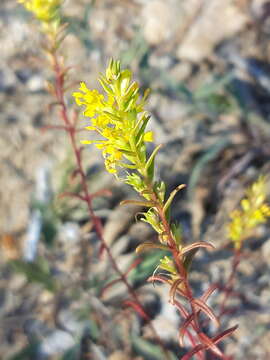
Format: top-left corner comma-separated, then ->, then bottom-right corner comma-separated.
10,257 -> 57,292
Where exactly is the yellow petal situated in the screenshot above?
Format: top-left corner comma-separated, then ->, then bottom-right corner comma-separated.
79,82 -> 88,93
144,131 -> 153,142
85,126 -> 96,131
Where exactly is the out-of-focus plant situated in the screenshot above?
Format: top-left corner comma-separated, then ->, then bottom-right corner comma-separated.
217,176 -> 270,322
228,176 -> 270,250
18,0 -> 61,23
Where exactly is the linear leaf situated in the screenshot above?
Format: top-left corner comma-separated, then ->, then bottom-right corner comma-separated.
182,325 -> 238,360
163,184 -> 186,214
123,300 -> 149,321
145,144 -> 163,180
119,149 -> 137,156
198,332 -> 223,358
193,299 -> 220,328
169,278 -> 183,304
98,77 -> 113,94
182,344 -> 205,360
136,242 -> 168,253
148,275 -> 170,286
183,248 -> 199,272
120,199 -> 156,207
201,284 -> 218,302
179,314 -> 195,347
181,242 -> 215,255
135,113 -> 151,143
212,325 -> 238,344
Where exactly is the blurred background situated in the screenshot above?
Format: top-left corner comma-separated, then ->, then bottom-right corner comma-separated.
1,0 -> 270,359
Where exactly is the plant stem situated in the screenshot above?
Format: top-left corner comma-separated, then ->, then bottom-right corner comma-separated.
49,34 -> 170,360
137,166 -> 206,356
218,249 -> 241,320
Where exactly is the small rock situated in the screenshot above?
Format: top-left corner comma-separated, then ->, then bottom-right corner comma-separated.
148,54 -> 173,69
110,235 -> 130,257
0,68 -> 17,93
27,74 -> 44,93
9,274 -> 27,291
149,94 -> 188,134
39,290 -> 54,304
39,330 -> 75,357
58,309 -> 85,334
100,281 -> 127,303
143,285 -> 179,341
58,222 -> 81,246
108,351 -> 128,360
177,0 -> 248,62
261,237 -> 270,263
141,0 -> 182,45
169,62 -> 192,83
91,344 -> 107,360
237,259 -> 255,277
15,68 -> 33,84
251,0 -> 270,19
129,222 -> 155,244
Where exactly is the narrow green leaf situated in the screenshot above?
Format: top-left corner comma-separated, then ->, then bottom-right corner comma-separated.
132,335 -> 176,360
145,144 -> 162,181
123,80 -> 138,98
136,242 -> 168,253
10,259 -> 57,292
119,149 -> 136,156
171,223 -> 182,246
135,113 -> 151,143
194,73 -> 233,100
98,76 -> 113,94
165,206 -> 171,223
155,181 -> 166,203
103,111 -> 122,122
118,162 -> 137,169
163,184 -> 186,214
183,248 -> 198,272
120,199 -> 156,207
146,144 -> 162,171
143,88 -> 151,102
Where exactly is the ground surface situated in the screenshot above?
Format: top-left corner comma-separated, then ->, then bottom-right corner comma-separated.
1,0 -> 270,359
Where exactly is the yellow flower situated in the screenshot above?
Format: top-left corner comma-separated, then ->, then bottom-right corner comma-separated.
228,176 -> 270,249
73,83 -> 104,117
18,0 -> 61,22
73,60 -> 153,175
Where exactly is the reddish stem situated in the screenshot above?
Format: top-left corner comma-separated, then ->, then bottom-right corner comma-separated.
218,249 -> 241,321
145,185 -> 208,358
155,201 -> 204,336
